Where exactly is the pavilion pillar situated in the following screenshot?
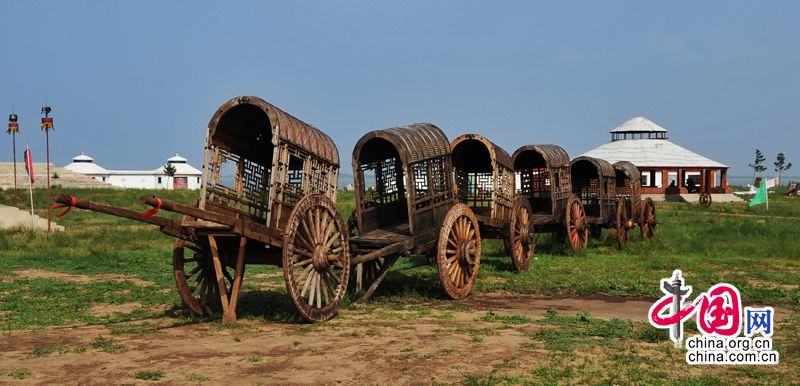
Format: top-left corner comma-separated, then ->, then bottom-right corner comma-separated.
721,169 -> 728,188
700,169 -> 707,193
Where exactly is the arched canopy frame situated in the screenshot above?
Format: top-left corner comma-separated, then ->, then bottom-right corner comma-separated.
352,123 -> 455,236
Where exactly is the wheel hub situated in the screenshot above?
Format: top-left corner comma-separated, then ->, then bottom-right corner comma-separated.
574,217 -> 585,233
457,240 -> 476,265
520,225 -> 531,247
312,244 -> 328,271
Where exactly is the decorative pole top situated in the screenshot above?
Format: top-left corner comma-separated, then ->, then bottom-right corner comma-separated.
7,113 -> 19,134
41,105 -> 54,131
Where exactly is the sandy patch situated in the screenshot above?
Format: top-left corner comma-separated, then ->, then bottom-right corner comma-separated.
13,269 -> 154,286
89,303 -> 143,317
455,291 -> 655,322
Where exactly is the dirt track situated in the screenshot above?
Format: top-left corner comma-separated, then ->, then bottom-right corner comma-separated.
0,293 -> 669,385
3,292 -> 793,385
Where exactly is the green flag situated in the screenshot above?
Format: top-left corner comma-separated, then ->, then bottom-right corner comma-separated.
749,182 -> 767,207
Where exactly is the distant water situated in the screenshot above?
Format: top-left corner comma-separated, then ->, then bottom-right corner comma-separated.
729,176 -> 799,187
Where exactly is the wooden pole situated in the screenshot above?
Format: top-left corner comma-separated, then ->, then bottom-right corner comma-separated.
12,131 -> 19,207
46,129 -> 51,232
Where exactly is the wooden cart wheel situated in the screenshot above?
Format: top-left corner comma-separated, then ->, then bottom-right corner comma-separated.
173,236 -> 235,316
283,194 -> 351,322
616,200 -> 630,249
508,198 -> 533,272
639,197 -> 658,239
437,204 -> 481,299
699,193 -> 712,207
564,195 -> 589,253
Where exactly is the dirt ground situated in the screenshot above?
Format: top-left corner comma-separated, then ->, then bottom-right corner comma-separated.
1,292 -> 793,385
0,292 -> 660,386
0,292 -> 787,385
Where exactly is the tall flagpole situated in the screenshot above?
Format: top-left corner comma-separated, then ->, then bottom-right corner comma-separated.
7,113 -> 20,207
41,105 -> 54,232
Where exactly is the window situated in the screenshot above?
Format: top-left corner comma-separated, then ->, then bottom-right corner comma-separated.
667,172 -> 678,187
158,177 -> 162,184
641,173 -> 650,187
685,172 -> 700,187
654,171 -> 663,187
287,155 -> 304,189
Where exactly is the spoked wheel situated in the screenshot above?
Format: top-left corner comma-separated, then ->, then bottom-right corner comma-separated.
699,193 -> 712,207
639,197 -> 658,239
616,200 -> 630,249
283,194 -> 351,322
508,198 -> 534,272
564,195 -> 589,253
173,236 -> 235,316
437,204 -> 481,299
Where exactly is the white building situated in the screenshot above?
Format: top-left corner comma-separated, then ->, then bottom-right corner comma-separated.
580,117 -> 731,195
64,153 -> 202,190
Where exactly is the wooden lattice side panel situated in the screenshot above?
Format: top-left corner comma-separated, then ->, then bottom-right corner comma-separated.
494,165 -> 515,221
270,142 -> 339,231
205,144 -> 271,221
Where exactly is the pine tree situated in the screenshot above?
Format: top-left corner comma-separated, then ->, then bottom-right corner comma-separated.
774,153 -> 792,186
748,149 -> 766,185
163,163 -> 177,189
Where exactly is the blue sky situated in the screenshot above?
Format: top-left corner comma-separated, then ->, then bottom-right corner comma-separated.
1,1 -> 798,177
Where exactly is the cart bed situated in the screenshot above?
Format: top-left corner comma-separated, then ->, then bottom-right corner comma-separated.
351,223 -> 411,249
531,212 -> 555,225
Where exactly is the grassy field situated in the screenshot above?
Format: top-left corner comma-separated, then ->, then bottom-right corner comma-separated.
0,187 -> 798,384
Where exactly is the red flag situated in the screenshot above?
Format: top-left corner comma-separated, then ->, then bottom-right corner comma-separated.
24,145 -> 34,183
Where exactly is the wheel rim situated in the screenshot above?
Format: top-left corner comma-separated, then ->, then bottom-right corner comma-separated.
640,199 -> 657,239
283,195 -> 350,322
616,202 -> 628,249
510,200 -> 532,272
700,193 -> 712,207
173,237 -> 234,316
437,204 -> 481,299
566,198 -> 588,253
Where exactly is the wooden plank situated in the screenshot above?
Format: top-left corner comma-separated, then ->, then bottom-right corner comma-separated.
225,237 -> 248,323
531,212 -> 555,225
355,255 -> 399,304
54,195 -> 175,228
207,235 -> 231,318
476,214 -> 506,230
181,220 -> 231,230
351,240 -> 413,265
350,228 -> 412,248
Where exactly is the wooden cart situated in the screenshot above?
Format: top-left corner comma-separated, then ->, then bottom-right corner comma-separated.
55,96 -> 350,323
512,145 -> 588,253
570,156 -> 619,242
611,160 -> 657,241
611,161 -> 641,247
450,134 -> 533,271
350,124 -> 482,301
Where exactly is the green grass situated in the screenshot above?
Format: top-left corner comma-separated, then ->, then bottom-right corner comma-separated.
7,368 -> 33,380
0,187 -> 798,384
132,369 -> 164,381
